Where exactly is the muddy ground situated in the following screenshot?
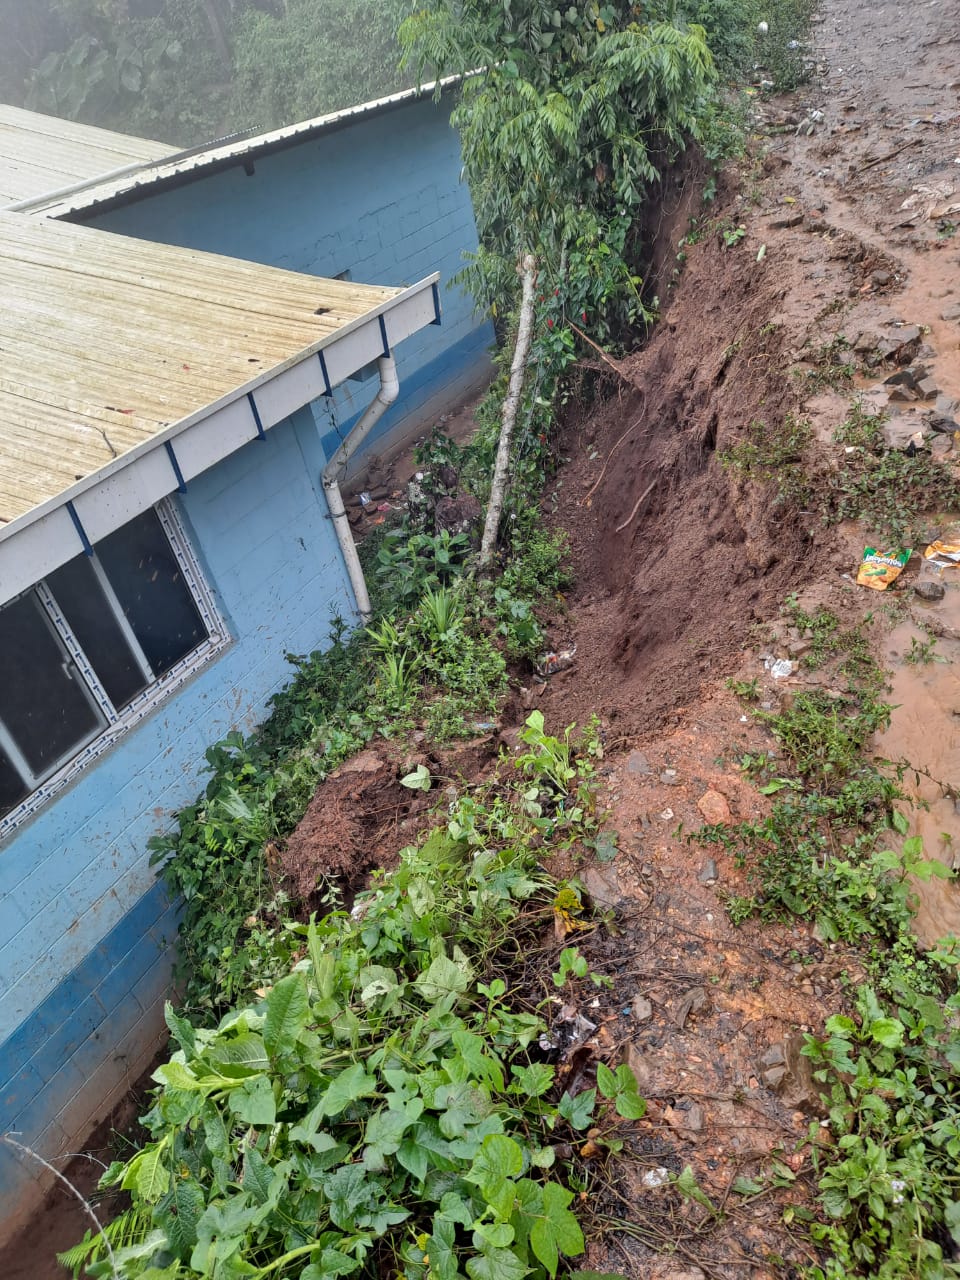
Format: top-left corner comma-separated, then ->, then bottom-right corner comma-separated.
10,0 -> 960,1276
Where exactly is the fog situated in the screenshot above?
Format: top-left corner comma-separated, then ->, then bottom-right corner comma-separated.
0,0 -> 415,145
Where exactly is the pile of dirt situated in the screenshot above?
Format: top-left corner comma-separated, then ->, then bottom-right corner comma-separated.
280,747 -> 425,907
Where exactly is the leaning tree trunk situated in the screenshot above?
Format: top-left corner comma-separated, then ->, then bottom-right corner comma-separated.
479,253 -> 538,568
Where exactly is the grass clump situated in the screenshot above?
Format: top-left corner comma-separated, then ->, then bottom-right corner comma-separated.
823,402 -> 960,544
720,413 -> 814,510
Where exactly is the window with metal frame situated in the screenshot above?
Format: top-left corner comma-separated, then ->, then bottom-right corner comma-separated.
0,500 -> 228,833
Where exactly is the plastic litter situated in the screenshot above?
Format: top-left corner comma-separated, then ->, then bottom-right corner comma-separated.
535,645 -> 577,677
924,540 -> 960,569
857,546 -> 911,590
359,491 -> 372,507
641,1167 -> 672,1189
764,656 -> 794,679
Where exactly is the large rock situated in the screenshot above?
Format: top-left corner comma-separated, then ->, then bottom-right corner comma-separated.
697,789 -> 732,825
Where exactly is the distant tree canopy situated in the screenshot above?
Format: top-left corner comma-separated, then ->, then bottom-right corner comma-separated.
0,0 -> 415,146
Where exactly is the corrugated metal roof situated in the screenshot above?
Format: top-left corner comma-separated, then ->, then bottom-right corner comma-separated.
25,79 -> 460,219
0,104 -> 173,208
0,211 -> 406,527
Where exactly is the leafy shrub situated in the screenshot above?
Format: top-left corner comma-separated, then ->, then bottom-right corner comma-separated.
66,739 -> 638,1280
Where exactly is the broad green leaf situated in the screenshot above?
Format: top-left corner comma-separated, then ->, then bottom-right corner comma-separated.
465,1247 -> 529,1280
227,1075 -> 276,1126
124,1143 -> 170,1203
558,1089 -> 595,1130
242,1147 -> 273,1203
359,965 -> 398,1006
206,1032 -> 269,1074
945,1200 -> 960,1244
428,1214 -> 459,1280
674,1165 -> 716,1213
169,1176 -> 204,1253
397,1137 -> 428,1183
466,1134 -> 524,1197
869,1017 -> 905,1048
474,1221 -> 514,1249
825,1015 -> 856,1036
511,1062 -> 554,1097
164,1002 -> 196,1054
154,1061 -> 205,1092
263,974 -> 309,1058
320,1062 -> 377,1118
595,1063 -> 617,1099
732,1175 -> 764,1195
301,1248 -> 361,1278
415,953 -> 472,1002
891,808 -> 910,835
615,1091 -> 647,1120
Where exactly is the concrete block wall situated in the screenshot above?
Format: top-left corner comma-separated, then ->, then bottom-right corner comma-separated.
83,95 -> 495,463
0,410 -> 354,1242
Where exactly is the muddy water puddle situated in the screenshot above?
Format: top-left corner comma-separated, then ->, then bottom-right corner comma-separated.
879,578 -> 960,945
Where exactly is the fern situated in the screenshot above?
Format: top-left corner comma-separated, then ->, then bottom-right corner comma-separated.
56,1205 -> 152,1279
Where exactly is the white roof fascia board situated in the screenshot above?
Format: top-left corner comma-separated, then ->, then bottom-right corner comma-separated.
0,274 -> 440,604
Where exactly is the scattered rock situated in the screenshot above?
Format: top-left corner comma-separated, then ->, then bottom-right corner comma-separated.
761,1043 -> 787,1069
698,858 -> 719,884
941,303 -> 960,321
697,789 -> 732,826
925,412 -> 959,434
888,385 -> 918,403
582,863 -> 623,909
768,211 -> 804,229
762,1065 -> 787,1089
673,986 -> 708,1030
660,1268 -> 706,1280
631,994 -> 653,1021
917,376 -> 940,400
659,768 -> 680,785
872,270 -> 892,287
915,579 -> 946,601
774,1032 -> 824,1114
663,1105 -> 685,1129
931,435 -> 954,460
627,750 -> 652,775
685,1102 -> 705,1132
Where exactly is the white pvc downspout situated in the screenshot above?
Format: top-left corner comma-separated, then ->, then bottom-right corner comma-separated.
322,355 -> 399,623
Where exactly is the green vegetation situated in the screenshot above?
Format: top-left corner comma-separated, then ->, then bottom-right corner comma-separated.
401,0 -> 727,342
722,399 -> 960,543
4,0 -> 413,145
63,733 -> 640,1280
822,402 -> 960,543
703,603 -> 960,1274
719,413 -> 814,510
804,979 -> 960,1280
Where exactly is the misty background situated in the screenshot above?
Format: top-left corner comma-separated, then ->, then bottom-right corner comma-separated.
0,0 -> 416,146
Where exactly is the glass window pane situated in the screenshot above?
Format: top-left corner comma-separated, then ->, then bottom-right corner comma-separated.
0,743 -> 28,819
46,556 -> 148,709
0,593 -> 104,776
96,509 -> 208,677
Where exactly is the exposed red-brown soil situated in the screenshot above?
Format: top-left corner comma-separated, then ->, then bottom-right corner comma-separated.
11,0 -> 960,1276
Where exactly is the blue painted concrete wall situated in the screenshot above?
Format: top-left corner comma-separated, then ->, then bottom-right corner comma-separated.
83,97 -> 494,467
0,410 -> 354,1237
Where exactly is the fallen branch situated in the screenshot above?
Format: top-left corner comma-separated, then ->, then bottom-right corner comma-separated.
479,253 -> 538,567
567,320 -> 643,388
858,136 -> 921,172
614,476 -> 658,532
580,418 -> 645,507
